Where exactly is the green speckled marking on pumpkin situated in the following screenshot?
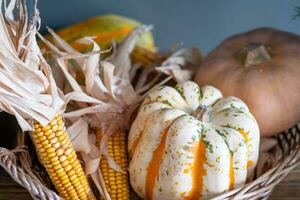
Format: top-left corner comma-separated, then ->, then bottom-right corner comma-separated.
203,140 -> 214,153
215,129 -> 234,156
175,85 -> 186,100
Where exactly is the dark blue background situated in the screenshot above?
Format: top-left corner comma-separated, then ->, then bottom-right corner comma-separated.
32,0 -> 300,54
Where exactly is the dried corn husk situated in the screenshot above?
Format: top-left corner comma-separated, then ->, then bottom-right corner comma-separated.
0,0 -> 64,131
0,0 -> 105,131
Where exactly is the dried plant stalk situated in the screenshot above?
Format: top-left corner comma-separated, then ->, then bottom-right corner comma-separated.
0,0 -> 96,199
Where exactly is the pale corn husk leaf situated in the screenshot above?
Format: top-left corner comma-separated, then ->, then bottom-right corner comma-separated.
0,0 -> 68,131
66,118 -> 102,174
76,37 -> 101,93
67,118 -> 91,154
108,25 -> 153,80
0,0 -> 17,54
155,48 -> 200,83
46,26 -> 77,54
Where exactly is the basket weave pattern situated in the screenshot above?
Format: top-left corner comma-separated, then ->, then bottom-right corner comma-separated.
0,147 -> 62,200
0,124 -> 299,200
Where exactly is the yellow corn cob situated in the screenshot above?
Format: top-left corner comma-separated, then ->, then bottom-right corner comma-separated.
31,113 -> 96,200
96,129 -> 130,200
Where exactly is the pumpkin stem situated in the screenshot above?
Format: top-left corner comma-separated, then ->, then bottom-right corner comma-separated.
237,43 -> 271,67
192,105 -> 211,122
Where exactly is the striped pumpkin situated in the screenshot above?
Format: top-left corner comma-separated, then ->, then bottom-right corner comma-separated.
128,81 -> 260,200
45,14 -> 156,52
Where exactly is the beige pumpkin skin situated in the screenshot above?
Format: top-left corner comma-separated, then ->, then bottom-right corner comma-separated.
196,28 -> 300,136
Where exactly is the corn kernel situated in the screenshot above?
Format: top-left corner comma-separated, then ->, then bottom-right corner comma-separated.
32,114 -> 95,200
96,129 -> 129,200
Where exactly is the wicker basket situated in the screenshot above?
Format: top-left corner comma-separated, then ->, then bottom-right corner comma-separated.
0,123 -> 299,200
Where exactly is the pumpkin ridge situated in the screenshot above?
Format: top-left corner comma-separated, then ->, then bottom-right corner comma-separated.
129,116 -> 151,161
144,112 -> 185,199
142,86 -> 189,110
238,129 -> 249,144
184,139 -> 207,200
220,125 -> 248,144
215,129 -> 234,155
214,128 -> 236,189
229,155 -> 235,190
145,128 -> 169,200
129,133 -> 143,161
175,85 -> 187,101
128,102 -> 173,154
219,122 -> 257,172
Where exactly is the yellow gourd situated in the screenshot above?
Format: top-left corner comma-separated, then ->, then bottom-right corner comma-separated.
44,14 -> 156,52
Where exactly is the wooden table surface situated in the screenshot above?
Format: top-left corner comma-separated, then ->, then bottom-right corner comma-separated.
0,164 -> 299,200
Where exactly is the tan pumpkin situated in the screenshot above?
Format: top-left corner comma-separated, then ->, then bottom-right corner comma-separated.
196,28 -> 300,136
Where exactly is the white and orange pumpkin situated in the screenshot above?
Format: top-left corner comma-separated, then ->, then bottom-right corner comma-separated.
128,81 -> 260,200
